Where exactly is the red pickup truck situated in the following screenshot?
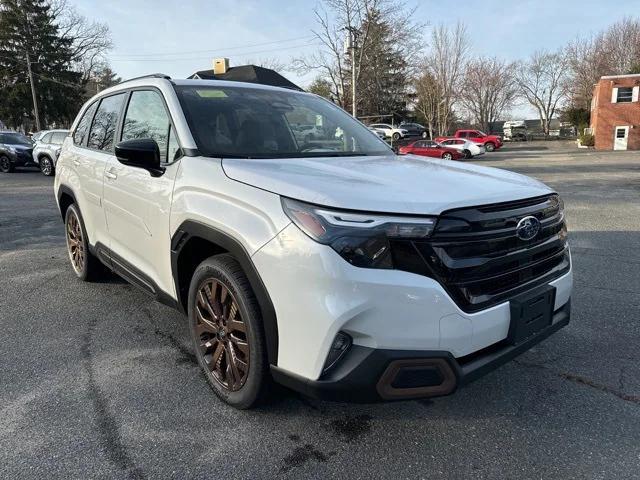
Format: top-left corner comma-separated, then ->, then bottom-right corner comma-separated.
435,129 -> 503,152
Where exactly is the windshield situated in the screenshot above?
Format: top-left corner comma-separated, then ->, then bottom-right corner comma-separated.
3,133 -> 32,146
174,85 -> 392,158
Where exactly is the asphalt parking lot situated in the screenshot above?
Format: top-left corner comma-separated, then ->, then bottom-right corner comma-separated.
1,145 -> 639,479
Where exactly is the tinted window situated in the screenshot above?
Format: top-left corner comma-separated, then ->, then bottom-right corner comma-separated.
122,90 -> 174,163
51,132 -> 67,144
617,87 -> 633,103
2,133 -> 32,145
175,85 -> 391,159
74,102 -> 98,146
88,93 -> 126,152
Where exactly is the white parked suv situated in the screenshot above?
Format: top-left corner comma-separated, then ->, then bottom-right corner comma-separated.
368,123 -> 409,141
32,129 -> 69,176
54,74 -> 572,409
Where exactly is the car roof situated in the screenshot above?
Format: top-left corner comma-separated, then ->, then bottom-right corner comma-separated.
100,77 -> 310,98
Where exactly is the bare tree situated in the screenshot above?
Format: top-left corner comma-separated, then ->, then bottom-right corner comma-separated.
566,17 -> 640,109
428,22 -> 469,136
413,70 -> 442,139
50,0 -> 112,81
516,50 -> 569,136
602,17 -> 640,74
292,0 -> 423,114
460,57 -> 518,133
242,57 -> 287,72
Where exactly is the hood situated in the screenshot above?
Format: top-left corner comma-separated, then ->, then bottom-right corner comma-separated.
222,154 -> 553,215
10,143 -> 33,151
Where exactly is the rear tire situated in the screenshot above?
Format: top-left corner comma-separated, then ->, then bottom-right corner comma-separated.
64,204 -> 102,281
442,152 -> 453,160
188,254 -> 269,409
0,155 -> 13,173
40,156 -> 55,176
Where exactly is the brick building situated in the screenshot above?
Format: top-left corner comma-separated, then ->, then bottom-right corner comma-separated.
590,74 -> 640,150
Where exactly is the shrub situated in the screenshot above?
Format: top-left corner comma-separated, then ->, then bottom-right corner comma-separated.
579,133 -> 595,147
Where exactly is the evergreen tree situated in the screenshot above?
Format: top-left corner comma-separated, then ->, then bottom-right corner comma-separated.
345,9 -> 409,120
0,0 -> 83,130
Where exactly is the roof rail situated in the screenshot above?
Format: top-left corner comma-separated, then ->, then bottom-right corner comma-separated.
121,73 -> 172,84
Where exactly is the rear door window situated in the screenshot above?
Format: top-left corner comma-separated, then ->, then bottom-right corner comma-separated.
87,93 -> 126,152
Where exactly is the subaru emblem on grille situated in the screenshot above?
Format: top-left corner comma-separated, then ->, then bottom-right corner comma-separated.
516,216 -> 541,241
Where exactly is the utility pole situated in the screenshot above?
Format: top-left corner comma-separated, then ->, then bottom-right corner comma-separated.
26,52 -> 41,131
344,26 -> 359,118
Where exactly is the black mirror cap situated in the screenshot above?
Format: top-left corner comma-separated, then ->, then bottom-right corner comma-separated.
115,138 -> 165,177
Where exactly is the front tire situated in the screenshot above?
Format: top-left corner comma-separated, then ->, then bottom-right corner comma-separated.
485,142 -> 496,152
39,156 -> 54,176
188,254 -> 268,409
463,149 -> 472,159
64,204 -> 102,281
392,132 -> 401,141
0,155 -> 13,173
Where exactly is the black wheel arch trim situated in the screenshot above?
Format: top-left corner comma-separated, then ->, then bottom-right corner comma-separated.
171,220 -> 279,366
57,185 -> 78,220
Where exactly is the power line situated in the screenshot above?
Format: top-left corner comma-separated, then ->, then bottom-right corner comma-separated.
109,41 -> 321,63
110,35 -> 315,59
32,71 -> 82,89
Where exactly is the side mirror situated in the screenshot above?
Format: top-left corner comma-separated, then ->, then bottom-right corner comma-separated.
115,138 -> 164,177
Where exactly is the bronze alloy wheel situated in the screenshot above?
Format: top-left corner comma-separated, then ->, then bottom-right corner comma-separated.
195,279 -> 250,391
66,209 -> 85,275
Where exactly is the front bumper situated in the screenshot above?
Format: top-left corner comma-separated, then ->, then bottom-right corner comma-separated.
10,149 -> 37,167
272,301 -> 570,402
253,223 -> 573,384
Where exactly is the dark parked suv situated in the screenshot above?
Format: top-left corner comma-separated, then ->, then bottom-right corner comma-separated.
0,132 -> 35,173
400,122 -> 427,138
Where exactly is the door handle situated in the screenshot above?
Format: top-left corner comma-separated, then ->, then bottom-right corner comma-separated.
104,170 -> 117,180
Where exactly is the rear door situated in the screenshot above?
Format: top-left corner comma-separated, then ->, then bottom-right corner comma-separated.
614,126 -> 629,150
102,88 -> 182,296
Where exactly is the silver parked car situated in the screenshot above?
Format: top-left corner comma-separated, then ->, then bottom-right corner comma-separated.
32,129 -> 69,176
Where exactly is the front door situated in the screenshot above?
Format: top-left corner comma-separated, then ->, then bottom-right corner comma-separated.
102,89 -> 182,297
614,126 -> 629,150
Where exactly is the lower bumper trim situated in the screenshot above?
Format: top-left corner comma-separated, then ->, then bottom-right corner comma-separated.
271,300 -> 570,403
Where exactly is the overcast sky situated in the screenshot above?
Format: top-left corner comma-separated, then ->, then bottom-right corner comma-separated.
72,0 -> 634,119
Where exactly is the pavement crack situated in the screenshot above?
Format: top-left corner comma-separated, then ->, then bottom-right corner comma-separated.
140,306 -> 198,367
515,359 -> 640,406
81,317 -> 146,479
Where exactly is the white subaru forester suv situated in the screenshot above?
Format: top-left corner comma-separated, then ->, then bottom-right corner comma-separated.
54,74 -> 572,409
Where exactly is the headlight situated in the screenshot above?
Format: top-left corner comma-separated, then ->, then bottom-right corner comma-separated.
281,198 -> 436,269
7,146 -> 16,154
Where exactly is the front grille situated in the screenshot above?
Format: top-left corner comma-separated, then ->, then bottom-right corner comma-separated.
391,194 -> 570,312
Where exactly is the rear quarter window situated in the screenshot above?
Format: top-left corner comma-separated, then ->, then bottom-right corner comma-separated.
73,103 -> 98,146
